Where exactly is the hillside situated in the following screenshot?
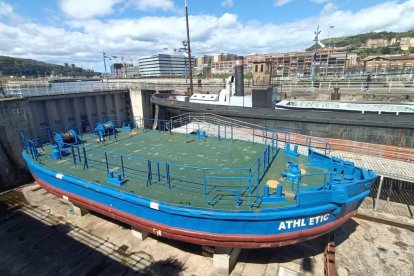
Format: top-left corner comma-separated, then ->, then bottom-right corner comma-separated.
0,56 -> 100,78
307,30 -> 414,58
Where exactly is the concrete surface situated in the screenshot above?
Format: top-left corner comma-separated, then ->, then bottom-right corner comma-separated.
0,90 -> 132,191
0,183 -> 413,276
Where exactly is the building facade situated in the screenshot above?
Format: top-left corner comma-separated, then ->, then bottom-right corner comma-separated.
110,63 -> 135,78
195,55 -> 212,67
365,38 -> 389,48
138,54 -> 195,77
363,55 -> 414,74
400,37 -> 414,51
246,49 -> 358,77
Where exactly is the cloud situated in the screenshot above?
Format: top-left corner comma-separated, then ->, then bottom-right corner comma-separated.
221,0 -> 234,7
59,0 -> 122,19
274,0 -> 293,7
0,2 -> 14,17
1,0 -> 414,71
134,0 -> 175,11
311,0 -> 330,4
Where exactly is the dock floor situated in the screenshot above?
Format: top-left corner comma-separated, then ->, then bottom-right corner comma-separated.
1,183 -> 413,275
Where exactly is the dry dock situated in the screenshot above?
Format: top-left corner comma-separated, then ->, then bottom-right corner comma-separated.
1,183 -> 413,275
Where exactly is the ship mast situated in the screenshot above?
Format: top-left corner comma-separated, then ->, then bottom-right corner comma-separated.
311,25 -> 321,88
185,0 -> 193,95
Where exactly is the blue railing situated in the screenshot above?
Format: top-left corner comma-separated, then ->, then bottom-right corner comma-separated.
22,114 -> 281,208
22,113 -> 353,208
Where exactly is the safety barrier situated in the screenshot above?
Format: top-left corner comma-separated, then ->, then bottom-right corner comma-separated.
22,114 -> 282,208
22,113 -> 367,209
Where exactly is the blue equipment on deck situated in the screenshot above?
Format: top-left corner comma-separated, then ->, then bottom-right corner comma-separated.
283,162 -> 301,182
195,129 -> 208,141
284,143 -> 299,157
122,122 -> 132,130
54,129 -> 79,148
95,121 -> 116,141
50,145 -> 70,160
262,182 -> 286,204
107,170 -> 127,186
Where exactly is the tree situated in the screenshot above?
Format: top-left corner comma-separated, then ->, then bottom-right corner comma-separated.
381,47 -> 391,54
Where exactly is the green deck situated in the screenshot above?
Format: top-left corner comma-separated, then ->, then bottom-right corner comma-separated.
35,129 -> 328,210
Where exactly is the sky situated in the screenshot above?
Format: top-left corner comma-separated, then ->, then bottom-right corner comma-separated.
1,0 -> 414,72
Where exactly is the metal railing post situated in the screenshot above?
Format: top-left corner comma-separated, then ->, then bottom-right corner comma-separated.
203,170 -> 207,200
121,155 -> 125,178
374,175 -> 384,210
83,147 -> 88,169
104,152 -> 109,172
71,146 -> 76,165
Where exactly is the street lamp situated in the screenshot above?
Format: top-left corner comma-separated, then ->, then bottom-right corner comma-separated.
182,41 -> 189,85
311,25 -> 321,88
102,51 -> 111,81
326,26 -> 334,78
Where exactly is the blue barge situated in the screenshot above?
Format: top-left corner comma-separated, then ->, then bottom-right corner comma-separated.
21,113 -> 377,248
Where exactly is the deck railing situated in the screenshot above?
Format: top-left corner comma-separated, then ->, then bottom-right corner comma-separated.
22,114 -> 283,208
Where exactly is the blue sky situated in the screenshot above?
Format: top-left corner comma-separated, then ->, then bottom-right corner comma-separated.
0,0 -> 413,71
7,1 -> 400,26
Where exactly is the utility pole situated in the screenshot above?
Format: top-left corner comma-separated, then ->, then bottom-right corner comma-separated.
311,26 -> 321,88
103,51 -> 108,80
326,25 -> 334,78
185,0 -> 193,95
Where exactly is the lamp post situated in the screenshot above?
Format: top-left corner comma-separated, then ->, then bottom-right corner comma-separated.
326,26 -> 334,78
102,51 -> 111,81
311,25 -> 321,88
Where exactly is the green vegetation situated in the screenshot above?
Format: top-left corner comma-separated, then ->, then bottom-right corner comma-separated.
0,55 -> 100,78
306,30 -> 414,58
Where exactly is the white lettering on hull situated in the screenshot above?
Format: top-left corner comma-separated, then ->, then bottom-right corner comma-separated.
150,202 -> 159,210
278,214 -> 330,231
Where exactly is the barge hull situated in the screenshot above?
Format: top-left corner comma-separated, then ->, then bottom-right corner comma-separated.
34,175 -> 357,248
25,149 -> 365,248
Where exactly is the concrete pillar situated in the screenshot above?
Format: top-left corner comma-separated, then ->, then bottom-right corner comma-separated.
95,95 -> 104,120
44,100 -> 59,125
113,93 -> 123,121
129,89 -> 144,120
57,99 -> 69,126
69,203 -> 90,216
72,97 -> 81,121
213,247 -> 241,275
85,96 -> 97,130
105,94 -> 113,117
131,227 -> 149,241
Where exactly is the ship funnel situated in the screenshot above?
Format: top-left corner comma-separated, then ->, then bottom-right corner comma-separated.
234,57 -> 244,97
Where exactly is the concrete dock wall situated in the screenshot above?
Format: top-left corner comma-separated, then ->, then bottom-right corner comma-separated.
0,90 -> 132,191
0,99 -> 34,188
152,95 -> 414,148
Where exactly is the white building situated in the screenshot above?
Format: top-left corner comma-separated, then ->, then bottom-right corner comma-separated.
138,54 -> 195,77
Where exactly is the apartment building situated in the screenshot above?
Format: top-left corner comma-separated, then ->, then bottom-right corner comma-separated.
363,55 -> 414,74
